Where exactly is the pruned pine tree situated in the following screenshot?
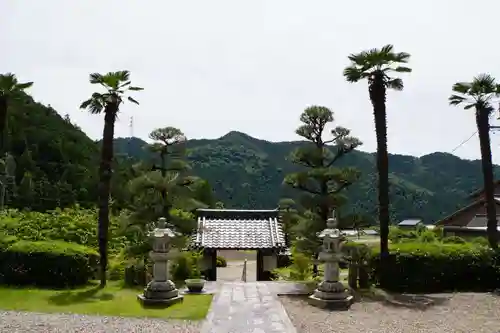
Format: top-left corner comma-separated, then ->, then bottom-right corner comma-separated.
284,106 -> 362,273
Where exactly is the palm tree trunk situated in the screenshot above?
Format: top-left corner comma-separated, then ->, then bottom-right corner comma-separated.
0,96 -> 7,159
369,78 -> 390,258
97,104 -> 118,287
476,109 -> 498,249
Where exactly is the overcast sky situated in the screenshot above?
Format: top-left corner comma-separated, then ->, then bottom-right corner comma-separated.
2,0 -> 500,162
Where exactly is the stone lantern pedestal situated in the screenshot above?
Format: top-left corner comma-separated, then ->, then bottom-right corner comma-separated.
137,217 -> 183,307
308,210 -> 353,310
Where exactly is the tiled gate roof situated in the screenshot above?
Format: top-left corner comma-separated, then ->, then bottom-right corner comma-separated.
192,209 -> 286,250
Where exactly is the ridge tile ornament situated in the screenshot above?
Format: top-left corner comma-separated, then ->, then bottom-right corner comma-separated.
137,217 -> 183,307
308,210 -> 354,310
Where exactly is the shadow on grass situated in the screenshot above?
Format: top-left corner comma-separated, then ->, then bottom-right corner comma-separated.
48,286 -> 115,306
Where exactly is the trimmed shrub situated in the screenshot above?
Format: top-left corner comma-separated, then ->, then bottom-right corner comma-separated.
471,237 -> 489,247
108,253 -> 128,281
0,240 -> 97,288
216,255 -> 227,267
442,236 -> 466,244
171,251 -> 203,281
288,249 -> 313,281
124,263 -> 149,287
0,208 -> 127,254
370,242 -> 500,293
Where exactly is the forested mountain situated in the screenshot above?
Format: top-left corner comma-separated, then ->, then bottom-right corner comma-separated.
4,92 -> 496,224
114,132 -> 500,224
3,93 -> 99,210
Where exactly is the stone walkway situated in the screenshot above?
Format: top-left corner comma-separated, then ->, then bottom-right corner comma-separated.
200,282 -> 297,333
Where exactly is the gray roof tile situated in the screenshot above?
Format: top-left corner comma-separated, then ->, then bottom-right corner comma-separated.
192,209 -> 286,249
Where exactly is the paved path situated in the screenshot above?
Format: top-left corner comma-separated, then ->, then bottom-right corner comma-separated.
217,260 -> 257,282
201,282 -> 297,333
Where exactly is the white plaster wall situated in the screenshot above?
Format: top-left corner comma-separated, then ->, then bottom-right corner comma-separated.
263,254 -> 277,271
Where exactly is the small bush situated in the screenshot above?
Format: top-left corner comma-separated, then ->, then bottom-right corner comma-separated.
442,236 -> 466,244
108,253 -> 128,281
216,255 -> 227,267
0,234 -> 17,249
171,251 -> 203,281
418,229 -> 437,243
0,240 -> 97,288
471,237 -> 489,247
388,227 -> 418,243
124,263 -> 149,287
289,249 -> 313,281
370,242 -> 500,293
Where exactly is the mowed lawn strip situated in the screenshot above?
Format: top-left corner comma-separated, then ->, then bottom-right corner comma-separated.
0,282 -> 212,320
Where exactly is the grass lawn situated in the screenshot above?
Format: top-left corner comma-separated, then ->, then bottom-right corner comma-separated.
0,282 -> 212,320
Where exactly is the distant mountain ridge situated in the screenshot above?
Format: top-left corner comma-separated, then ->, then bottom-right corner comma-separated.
112,131 -> 499,224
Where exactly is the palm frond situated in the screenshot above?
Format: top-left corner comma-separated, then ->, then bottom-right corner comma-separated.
16,82 -> 33,90
119,81 -> 131,88
89,73 -> 104,84
344,45 -> 411,88
128,96 -> 139,105
392,51 -> 411,63
115,70 -> 131,82
380,44 -> 394,55
129,86 -> 144,91
80,92 -> 105,114
387,78 -> 404,91
342,66 -> 363,82
451,82 -> 471,95
394,66 -> 412,73
448,94 -> 467,106
470,73 -> 498,95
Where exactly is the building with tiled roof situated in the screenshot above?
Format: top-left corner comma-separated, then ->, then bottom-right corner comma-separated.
192,209 -> 287,281
435,182 -> 500,238
192,209 -> 286,250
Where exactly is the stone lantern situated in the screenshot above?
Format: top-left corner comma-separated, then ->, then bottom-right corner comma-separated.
308,210 -> 353,309
137,217 -> 183,306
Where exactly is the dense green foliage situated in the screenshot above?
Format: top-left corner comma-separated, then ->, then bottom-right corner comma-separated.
0,240 -> 97,287
116,133 -> 499,224
284,106 -> 362,255
216,255 -> 227,267
4,93 -> 99,210
0,208 -> 126,253
369,242 -> 500,292
1,91 -> 496,224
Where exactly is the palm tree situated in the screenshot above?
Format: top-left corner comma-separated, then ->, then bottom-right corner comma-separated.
0,73 -> 33,157
449,74 -> 500,249
80,71 -> 143,287
343,45 -> 412,259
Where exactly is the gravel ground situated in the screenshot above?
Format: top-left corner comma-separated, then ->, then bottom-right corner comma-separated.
0,311 -> 202,333
281,293 -> 500,333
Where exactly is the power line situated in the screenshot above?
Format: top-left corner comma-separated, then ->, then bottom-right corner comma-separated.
451,131 -> 477,154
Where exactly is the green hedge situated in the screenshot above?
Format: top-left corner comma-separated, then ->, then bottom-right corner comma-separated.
370,242 -> 500,293
216,255 -> 227,267
0,240 -> 98,288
